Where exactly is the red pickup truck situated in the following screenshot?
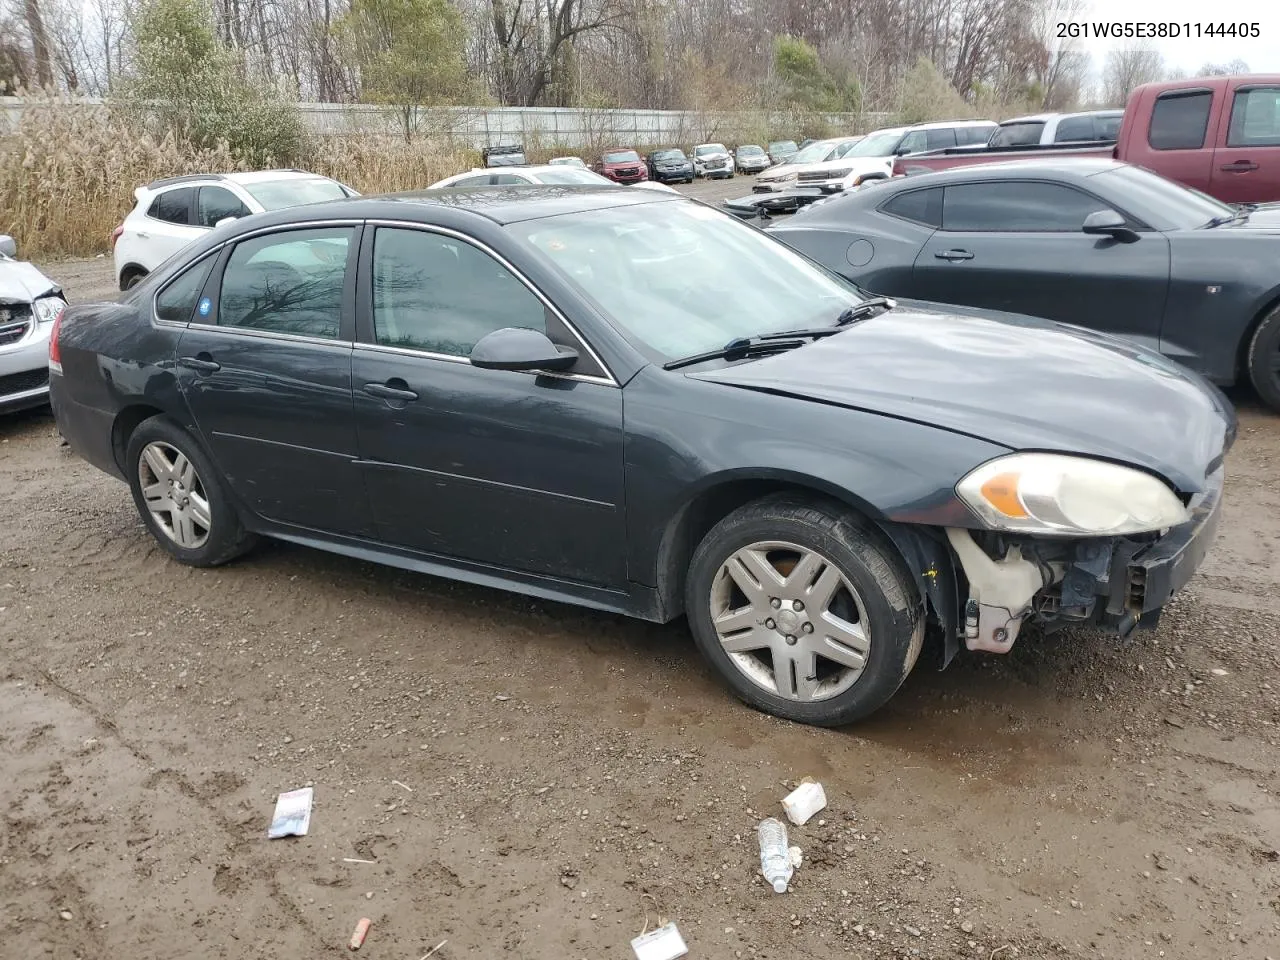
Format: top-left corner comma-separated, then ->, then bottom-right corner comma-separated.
894,75 -> 1280,203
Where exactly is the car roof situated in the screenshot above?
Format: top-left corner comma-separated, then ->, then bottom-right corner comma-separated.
143,169 -> 327,191
897,157 -> 1126,184
451,164 -> 594,177
999,114 -> 1055,124
235,184 -> 680,228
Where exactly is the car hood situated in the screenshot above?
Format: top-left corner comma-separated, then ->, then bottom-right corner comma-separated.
602,160 -> 642,168
690,302 -> 1232,494
0,258 -> 60,304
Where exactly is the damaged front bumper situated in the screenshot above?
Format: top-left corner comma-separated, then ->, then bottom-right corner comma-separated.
944,465 -> 1224,654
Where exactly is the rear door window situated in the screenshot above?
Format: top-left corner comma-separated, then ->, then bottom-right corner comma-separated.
1227,86 -> 1280,147
1149,91 -> 1212,149
216,227 -> 354,339
1053,115 -> 1097,142
989,123 -> 1044,147
926,129 -> 957,150
942,181 -> 1109,232
148,187 -> 196,225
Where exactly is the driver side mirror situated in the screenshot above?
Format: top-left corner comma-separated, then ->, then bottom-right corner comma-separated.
1082,209 -> 1140,243
470,327 -> 579,372
214,216 -> 240,228
0,234 -> 15,258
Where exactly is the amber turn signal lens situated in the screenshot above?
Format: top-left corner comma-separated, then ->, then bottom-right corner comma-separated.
979,471 -> 1028,518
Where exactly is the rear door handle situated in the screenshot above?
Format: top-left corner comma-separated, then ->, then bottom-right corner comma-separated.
1219,160 -> 1259,172
136,231 -> 151,239
363,381 -> 419,402
177,356 -> 221,373
934,249 -> 974,261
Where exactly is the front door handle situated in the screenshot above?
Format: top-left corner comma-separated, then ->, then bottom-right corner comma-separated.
363,381 -> 419,402
934,249 -> 974,261
136,231 -> 151,239
1219,160 -> 1259,172
177,356 -> 221,373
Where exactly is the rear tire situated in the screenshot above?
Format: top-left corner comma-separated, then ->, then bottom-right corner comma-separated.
684,493 -> 923,726
120,269 -> 147,291
125,416 -> 257,567
1246,306 -> 1280,411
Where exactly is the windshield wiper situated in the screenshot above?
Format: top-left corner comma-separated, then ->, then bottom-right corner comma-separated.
834,296 -> 896,325
663,336 -> 810,371
663,298 -> 897,371
1204,205 -> 1253,228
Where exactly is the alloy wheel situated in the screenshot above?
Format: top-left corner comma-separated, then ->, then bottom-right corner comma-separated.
709,540 -> 871,701
138,441 -> 212,548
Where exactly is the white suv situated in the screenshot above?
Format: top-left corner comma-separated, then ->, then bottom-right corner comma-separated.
112,170 -> 355,290
792,120 -> 997,192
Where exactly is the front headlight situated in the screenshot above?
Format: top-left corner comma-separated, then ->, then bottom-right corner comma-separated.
32,295 -> 65,323
956,453 -> 1188,536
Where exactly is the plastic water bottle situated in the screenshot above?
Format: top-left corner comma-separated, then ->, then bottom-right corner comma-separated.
757,817 -> 793,893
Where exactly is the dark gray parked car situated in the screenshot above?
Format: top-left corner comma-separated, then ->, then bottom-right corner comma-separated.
50,185 -> 1231,726
766,158 -> 1280,409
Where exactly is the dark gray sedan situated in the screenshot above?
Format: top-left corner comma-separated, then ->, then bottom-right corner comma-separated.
767,159 -> 1280,409
50,186 -> 1232,726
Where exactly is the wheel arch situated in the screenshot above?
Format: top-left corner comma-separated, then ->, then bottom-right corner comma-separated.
652,471 -> 961,666
110,403 -> 166,473
1237,287 -> 1280,383
118,263 -> 149,290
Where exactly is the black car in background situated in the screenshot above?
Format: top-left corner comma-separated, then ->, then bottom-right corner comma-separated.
50,186 -> 1230,727
768,159 -> 1280,409
646,148 -> 696,184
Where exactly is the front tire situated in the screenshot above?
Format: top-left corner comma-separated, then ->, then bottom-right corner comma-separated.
1246,306 -> 1280,411
685,494 -> 923,726
125,416 -> 257,566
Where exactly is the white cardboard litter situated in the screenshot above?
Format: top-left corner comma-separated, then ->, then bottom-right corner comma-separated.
781,780 -> 827,826
267,787 -> 313,838
631,922 -> 689,960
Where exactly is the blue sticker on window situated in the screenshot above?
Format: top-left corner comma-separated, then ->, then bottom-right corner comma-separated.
198,297 -> 212,317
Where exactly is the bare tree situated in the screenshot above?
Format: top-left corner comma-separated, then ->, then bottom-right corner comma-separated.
1196,58 -> 1250,77
1101,44 -> 1165,106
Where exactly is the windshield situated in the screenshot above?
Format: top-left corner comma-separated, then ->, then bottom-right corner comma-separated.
510,201 -> 862,361
845,132 -> 905,157
791,141 -> 835,163
604,150 -> 641,163
737,145 -> 765,156
694,144 -> 727,156
989,122 -> 1045,147
549,157 -> 585,167
536,169 -> 610,185
654,149 -> 686,161
769,141 -> 797,153
242,178 -> 348,210
1094,165 -> 1234,230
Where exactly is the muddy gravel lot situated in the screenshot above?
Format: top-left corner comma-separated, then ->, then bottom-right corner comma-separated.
3,182 -> 1279,960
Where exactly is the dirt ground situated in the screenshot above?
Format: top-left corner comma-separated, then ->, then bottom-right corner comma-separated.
3,183 -> 1279,960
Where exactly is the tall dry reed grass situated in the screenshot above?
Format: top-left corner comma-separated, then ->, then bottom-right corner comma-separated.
0,99 -> 476,259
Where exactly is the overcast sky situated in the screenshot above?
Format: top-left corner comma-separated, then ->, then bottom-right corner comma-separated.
1065,0 -> 1280,74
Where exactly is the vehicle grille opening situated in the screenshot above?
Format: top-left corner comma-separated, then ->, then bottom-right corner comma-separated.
0,306 -> 33,346
0,367 -> 50,396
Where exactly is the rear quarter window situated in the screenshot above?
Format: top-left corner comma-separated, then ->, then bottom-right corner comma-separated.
1148,91 -> 1212,150
879,187 -> 943,227
147,187 -> 195,225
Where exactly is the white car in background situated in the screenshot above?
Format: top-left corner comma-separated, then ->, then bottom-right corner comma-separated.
429,165 -> 679,194
790,120 -> 998,193
1,233 -> 65,414
111,169 -> 356,291
752,137 -> 863,192
691,143 -> 734,179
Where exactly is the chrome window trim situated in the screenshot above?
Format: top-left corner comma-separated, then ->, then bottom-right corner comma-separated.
352,341 -> 615,387
365,219 -> 619,387
184,323 -> 349,348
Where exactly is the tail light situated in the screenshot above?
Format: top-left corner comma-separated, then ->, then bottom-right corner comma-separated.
110,225 -> 123,248
49,306 -> 65,373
